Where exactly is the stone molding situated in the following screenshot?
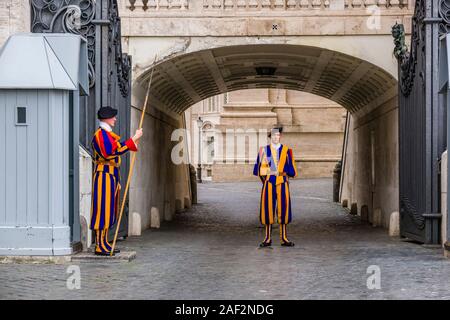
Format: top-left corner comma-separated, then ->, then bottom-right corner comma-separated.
122,0 -> 412,14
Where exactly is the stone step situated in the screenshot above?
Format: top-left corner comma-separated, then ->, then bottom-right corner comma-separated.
71,250 -> 137,263
0,250 -> 137,264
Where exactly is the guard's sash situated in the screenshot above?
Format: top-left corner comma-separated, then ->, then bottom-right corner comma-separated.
259,145 -> 289,185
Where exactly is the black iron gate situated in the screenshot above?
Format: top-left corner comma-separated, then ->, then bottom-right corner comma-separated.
393,0 -> 445,244
30,0 -> 132,241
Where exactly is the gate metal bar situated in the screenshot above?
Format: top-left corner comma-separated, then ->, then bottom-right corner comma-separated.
393,0 -> 444,244
439,33 -> 450,249
30,0 -> 132,240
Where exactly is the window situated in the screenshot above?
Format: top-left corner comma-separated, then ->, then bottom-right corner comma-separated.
16,106 -> 27,125
207,136 -> 215,163
208,97 -> 213,112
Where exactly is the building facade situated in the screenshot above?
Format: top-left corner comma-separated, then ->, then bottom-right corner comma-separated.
185,89 -> 347,182
5,0 -> 444,247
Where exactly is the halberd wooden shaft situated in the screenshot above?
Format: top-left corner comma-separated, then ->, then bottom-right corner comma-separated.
110,55 -> 157,256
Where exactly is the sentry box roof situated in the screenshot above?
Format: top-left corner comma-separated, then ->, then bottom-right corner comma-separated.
0,33 -> 89,95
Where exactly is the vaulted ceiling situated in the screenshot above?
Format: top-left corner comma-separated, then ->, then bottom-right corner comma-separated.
138,44 -> 397,114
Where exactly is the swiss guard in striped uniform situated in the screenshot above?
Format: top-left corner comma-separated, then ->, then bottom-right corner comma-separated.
253,126 -> 298,247
90,106 -> 143,256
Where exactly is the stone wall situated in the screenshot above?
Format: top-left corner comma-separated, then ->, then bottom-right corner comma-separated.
0,1 -> 29,45
340,97 -> 399,230
0,0 -> 407,241
119,0 -> 413,40
128,103 -> 191,236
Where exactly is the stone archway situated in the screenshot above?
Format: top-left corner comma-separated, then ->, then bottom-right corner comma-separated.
135,44 -> 397,116
128,43 -> 399,236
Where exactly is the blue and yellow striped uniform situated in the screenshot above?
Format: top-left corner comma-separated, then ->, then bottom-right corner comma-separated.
90,128 -> 137,232
253,144 -> 298,226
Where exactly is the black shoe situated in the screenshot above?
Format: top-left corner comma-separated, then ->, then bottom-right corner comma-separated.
105,245 -> 120,253
94,251 -> 115,256
259,240 -> 272,248
281,241 -> 295,247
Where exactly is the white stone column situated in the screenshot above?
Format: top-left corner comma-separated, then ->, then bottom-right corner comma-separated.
79,146 -> 93,250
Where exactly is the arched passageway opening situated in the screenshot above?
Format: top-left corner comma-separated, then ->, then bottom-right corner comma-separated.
128,43 -> 399,238
136,44 -> 397,114
184,90 -> 346,182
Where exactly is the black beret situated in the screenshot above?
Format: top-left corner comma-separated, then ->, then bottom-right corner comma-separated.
268,126 -> 283,138
97,106 -> 118,120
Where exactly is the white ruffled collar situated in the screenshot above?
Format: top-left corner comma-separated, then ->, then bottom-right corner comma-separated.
99,121 -> 112,132
271,143 -> 281,149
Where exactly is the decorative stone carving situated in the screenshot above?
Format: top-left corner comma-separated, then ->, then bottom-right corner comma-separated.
142,0 -> 149,10
127,0 -> 411,11
247,0 -> 258,9
351,0 -> 363,8
378,0 -> 387,7
212,0 -> 223,9
390,0 -> 400,8
300,0 -> 310,8
287,0 -> 298,9
129,0 -> 137,10
170,0 -> 182,9
261,0 -> 272,8
312,0 -> 322,8
224,0 -> 234,9
237,0 -> 247,9
159,0 -> 169,9
274,0 -> 285,8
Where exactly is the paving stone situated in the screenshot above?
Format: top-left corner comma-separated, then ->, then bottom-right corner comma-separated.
0,178 -> 449,300
0,256 -> 71,265
71,250 -> 136,263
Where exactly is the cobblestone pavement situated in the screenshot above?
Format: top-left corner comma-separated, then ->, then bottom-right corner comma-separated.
1,178 -> 450,300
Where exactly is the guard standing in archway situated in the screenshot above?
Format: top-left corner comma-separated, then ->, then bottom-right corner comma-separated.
90,106 -> 143,256
253,126 -> 298,247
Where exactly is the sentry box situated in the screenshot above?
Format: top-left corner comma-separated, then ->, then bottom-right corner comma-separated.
0,33 -> 88,255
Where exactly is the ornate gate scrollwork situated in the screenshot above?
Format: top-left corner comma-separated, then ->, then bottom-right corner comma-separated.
107,0 -> 131,97
439,0 -> 450,35
392,0 -> 426,97
31,0 -> 131,98
30,0 -> 132,239
31,0 -> 96,88
392,0 -> 444,244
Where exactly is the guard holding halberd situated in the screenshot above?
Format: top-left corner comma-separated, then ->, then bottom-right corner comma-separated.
90,106 -> 143,256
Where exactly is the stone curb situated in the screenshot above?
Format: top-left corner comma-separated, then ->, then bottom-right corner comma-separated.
0,251 -> 136,264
